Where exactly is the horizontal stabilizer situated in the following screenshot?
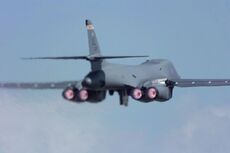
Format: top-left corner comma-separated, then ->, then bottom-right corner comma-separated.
22,55 -> 149,61
97,55 -> 148,59
22,56 -> 88,60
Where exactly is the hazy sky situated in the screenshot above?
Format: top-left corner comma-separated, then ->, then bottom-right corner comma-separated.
0,0 -> 230,153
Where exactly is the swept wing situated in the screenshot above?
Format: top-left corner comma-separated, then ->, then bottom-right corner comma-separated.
167,79 -> 230,87
0,81 -> 79,89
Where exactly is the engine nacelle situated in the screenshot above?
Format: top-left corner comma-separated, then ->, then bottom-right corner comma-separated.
131,86 -> 173,103
153,85 -> 173,102
62,87 -> 106,103
87,90 -> 106,103
62,87 -> 88,102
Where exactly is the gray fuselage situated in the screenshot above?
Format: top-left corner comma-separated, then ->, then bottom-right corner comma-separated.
102,59 -> 180,90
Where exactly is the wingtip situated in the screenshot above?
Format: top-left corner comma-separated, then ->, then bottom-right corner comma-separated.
21,57 -> 30,60
21,57 -> 38,60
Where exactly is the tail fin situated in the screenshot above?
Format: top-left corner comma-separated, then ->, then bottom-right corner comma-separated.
23,20 -> 148,71
85,19 -> 103,71
86,20 -> 101,56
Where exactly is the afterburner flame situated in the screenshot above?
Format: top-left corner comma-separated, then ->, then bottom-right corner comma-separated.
147,88 -> 157,99
78,89 -> 88,101
132,88 -> 142,100
64,89 -> 75,100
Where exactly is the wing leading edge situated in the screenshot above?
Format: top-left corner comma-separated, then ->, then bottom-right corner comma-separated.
0,81 -> 79,89
167,79 -> 230,87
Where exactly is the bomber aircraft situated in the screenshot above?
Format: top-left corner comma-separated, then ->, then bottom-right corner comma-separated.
1,20 -> 230,106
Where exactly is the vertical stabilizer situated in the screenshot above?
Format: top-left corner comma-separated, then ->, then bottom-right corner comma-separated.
86,20 -> 101,56
23,19 -> 148,72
